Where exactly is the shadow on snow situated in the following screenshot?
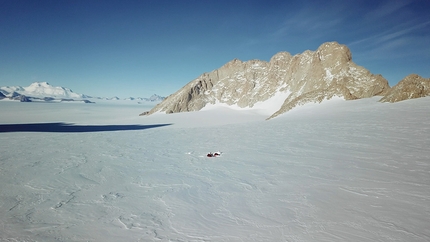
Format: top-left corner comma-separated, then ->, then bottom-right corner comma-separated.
0,122 -> 172,133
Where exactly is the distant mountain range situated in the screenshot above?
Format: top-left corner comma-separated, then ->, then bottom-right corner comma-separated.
143,41 -> 429,119
0,82 -> 165,103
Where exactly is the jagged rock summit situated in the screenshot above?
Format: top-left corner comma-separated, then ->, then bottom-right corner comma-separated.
143,42 -> 390,119
379,74 -> 430,103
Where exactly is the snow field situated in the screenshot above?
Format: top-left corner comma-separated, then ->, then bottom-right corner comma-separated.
0,97 -> 429,241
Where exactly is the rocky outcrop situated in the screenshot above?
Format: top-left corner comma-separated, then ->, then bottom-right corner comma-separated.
19,95 -> 31,102
144,42 -> 390,118
379,74 -> 429,103
9,91 -> 21,99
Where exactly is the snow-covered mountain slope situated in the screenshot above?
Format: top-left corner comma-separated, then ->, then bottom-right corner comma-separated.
146,94 -> 165,102
0,97 -> 429,241
25,82 -> 83,98
0,82 -> 165,102
0,82 -> 83,99
146,41 -> 390,119
0,85 -> 25,96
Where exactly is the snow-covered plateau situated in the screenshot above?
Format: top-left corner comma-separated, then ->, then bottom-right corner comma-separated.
0,97 -> 429,241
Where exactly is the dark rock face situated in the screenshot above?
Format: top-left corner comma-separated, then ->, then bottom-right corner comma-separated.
19,95 -> 32,102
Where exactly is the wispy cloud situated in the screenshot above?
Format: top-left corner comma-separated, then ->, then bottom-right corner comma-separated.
363,0 -> 412,22
356,34 -> 430,61
273,16 -> 342,39
348,20 -> 430,47
346,0 -> 430,60
269,2 -> 345,49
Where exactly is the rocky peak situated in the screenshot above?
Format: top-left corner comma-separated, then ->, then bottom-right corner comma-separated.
144,41 -> 390,119
270,52 -> 292,63
317,41 -> 352,63
379,74 -> 429,103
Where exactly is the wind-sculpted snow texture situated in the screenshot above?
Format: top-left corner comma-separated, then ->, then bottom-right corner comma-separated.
1,98 -> 430,241
146,42 -> 390,118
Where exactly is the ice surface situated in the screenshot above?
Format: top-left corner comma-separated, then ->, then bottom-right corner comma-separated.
0,97 -> 429,241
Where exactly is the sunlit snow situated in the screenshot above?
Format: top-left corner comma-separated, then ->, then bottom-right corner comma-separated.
1,97 -> 429,241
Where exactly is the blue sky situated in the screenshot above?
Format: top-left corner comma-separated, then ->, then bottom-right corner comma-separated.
1,0 -> 429,98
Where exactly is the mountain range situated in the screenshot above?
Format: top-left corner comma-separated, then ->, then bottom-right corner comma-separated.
2,41 -> 428,111
143,41 -> 429,119
0,82 -> 165,103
